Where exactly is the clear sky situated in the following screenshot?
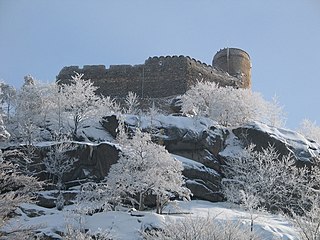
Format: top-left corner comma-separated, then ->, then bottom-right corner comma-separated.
0,0 -> 319,129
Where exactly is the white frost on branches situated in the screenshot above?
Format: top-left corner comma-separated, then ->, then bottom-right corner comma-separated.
142,215 -> 261,240
106,129 -> 191,213
13,76 -> 54,144
58,73 -> 117,138
298,119 -> 320,144
124,91 -> 140,114
0,82 -> 16,122
181,81 -> 285,127
43,141 -> 77,191
221,145 -> 308,213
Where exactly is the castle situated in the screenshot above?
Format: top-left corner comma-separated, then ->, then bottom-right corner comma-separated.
57,48 -> 251,99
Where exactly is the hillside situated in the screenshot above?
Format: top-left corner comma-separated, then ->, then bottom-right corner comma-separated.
2,113 -> 319,239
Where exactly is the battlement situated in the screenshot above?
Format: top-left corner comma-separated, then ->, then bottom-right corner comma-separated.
57,48 -> 251,98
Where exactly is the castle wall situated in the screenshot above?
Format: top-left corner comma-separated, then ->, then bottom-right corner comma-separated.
186,57 -> 240,88
57,52 -> 248,100
57,56 -> 189,98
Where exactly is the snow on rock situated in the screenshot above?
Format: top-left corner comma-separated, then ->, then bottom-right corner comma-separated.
233,121 -> 320,163
173,154 -> 223,202
101,114 -> 320,203
80,121 -> 116,143
122,114 -> 227,165
173,154 -> 219,176
125,114 -> 217,134
3,200 -> 299,239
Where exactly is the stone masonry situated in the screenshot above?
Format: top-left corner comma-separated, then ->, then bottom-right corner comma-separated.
57,48 -> 251,99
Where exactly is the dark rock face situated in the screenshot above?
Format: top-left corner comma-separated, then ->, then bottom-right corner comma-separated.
36,191 -> 77,209
163,125 -> 226,163
23,142 -> 120,209
65,142 -> 119,183
186,180 -> 224,202
233,126 -> 290,158
14,142 -> 120,187
101,115 -> 119,138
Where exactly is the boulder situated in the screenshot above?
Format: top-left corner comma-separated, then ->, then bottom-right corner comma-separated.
186,180 -> 224,202
233,122 -> 320,166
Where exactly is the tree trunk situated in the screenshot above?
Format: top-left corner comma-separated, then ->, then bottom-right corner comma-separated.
251,215 -> 253,232
73,115 -> 80,139
156,194 -> 160,214
139,193 -> 144,211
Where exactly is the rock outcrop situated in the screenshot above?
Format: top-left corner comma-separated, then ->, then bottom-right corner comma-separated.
101,115 -> 320,202
8,115 -> 320,205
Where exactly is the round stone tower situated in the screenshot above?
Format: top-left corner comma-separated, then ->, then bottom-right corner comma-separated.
212,48 -> 251,88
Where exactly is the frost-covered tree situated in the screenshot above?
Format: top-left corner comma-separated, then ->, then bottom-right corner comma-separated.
11,75 -> 55,144
0,159 -> 42,229
124,91 -> 139,114
266,96 -> 286,127
106,129 -> 191,213
298,119 -> 320,144
44,141 -> 77,189
75,182 -> 113,214
181,81 -> 285,127
291,195 -> 320,240
58,73 -> 116,138
0,120 -> 42,237
147,101 -> 161,136
64,181 -> 117,239
0,114 -> 10,142
222,145 -> 308,214
289,165 -> 320,240
43,139 -> 77,210
0,82 -> 16,123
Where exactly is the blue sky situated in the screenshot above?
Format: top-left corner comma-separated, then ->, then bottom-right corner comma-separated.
0,0 -> 319,129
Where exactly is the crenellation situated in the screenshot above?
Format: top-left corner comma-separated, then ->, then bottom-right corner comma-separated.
57,48 -> 252,99
83,65 -> 106,71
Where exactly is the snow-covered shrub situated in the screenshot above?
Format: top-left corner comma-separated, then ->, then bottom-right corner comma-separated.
289,165 -> 320,240
75,182 -> 113,214
222,145 -> 308,214
106,129 -> 191,213
124,91 -> 140,114
291,195 -> 320,240
142,215 -> 261,240
0,152 -> 43,237
181,81 -> 285,127
0,116 -> 42,234
298,119 -> 320,144
64,224 -> 113,240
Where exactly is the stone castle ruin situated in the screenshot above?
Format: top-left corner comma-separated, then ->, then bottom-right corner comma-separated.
57,48 -> 251,99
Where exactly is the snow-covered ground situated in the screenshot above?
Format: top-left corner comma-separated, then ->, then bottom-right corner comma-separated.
4,200 -> 299,239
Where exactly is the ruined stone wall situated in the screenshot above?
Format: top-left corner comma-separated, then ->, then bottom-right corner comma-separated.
57,54 -> 246,99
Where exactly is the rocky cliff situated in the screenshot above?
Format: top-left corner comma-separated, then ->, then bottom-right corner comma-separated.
10,115 -> 319,205
34,115 -> 320,203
